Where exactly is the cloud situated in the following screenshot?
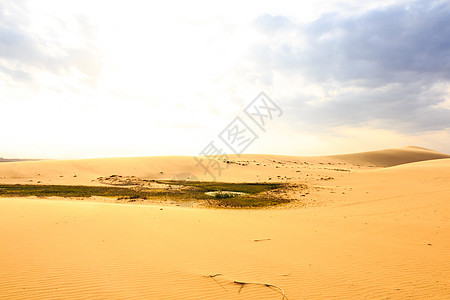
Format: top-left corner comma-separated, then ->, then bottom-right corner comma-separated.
250,0 -> 450,134
253,14 -> 293,36
0,64 -> 32,81
283,82 -> 450,132
304,0 -> 450,84
254,0 -> 450,85
0,1 -> 102,86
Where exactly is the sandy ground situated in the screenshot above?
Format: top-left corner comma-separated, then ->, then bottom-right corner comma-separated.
1,146 -> 450,299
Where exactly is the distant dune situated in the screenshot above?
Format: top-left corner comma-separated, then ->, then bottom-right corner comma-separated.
0,158 -> 41,163
322,146 -> 450,167
1,147 -> 450,299
0,146 -> 448,185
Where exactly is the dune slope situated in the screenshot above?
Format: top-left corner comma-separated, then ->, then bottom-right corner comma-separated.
0,146 -> 448,185
321,145 -> 450,167
1,150 -> 450,298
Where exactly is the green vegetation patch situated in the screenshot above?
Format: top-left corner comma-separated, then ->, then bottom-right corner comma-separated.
156,180 -> 283,194
212,195 -> 291,208
0,184 -> 151,199
0,181 -> 294,208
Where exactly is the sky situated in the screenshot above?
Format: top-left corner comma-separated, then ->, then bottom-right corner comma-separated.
0,0 -> 449,159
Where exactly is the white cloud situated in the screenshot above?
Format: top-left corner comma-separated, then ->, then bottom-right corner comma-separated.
0,0 -> 449,158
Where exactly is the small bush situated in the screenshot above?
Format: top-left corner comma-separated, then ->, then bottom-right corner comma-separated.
213,191 -> 236,199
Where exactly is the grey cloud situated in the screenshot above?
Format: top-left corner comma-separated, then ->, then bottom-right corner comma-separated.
253,1 -> 450,85
0,64 -> 32,81
286,83 -> 450,133
253,14 -> 293,36
251,0 -> 450,134
0,24 -> 43,64
0,1 -> 102,85
304,1 -> 450,84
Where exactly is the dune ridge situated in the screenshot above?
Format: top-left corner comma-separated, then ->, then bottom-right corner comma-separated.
0,146 -> 448,185
1,147 -> 450,299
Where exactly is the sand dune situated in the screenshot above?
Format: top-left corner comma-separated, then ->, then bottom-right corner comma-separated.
0,146 -> 448,185
322,146 -> 450,167
1,147 -> 450,299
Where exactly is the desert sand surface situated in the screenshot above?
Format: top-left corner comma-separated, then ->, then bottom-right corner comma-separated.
0,145 -> 448,186
1,146 -> 450,299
